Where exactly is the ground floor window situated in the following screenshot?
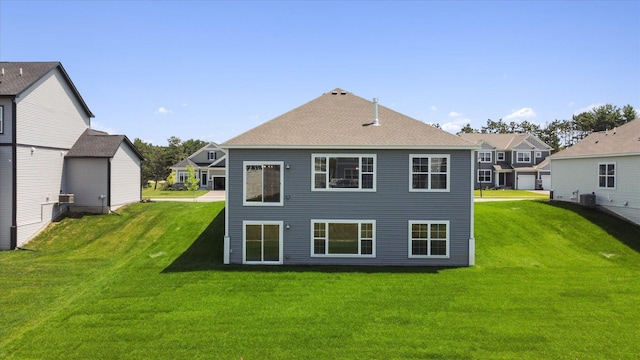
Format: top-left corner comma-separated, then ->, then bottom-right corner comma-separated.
177,171 -> 187,183
243,221 -> 283,264
409,221 -> 450,258
478,169 -> 492,183
598,163 -> 615,188
311,220 -> 375,257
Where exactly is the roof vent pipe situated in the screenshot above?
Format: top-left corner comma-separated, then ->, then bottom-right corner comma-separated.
19,68 -> 23,76
1,68 -> 4,76
373,98 -> 380,126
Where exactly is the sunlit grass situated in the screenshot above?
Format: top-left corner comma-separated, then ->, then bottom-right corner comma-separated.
1,201 -> 638,359
475,189 -> 549,199
142,187 -> 209,198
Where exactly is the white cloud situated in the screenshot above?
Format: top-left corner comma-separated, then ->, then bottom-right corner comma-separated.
567,102 -> 574,107
503,107 -> 536,122
155,107 -> 172,115
448,111 -> 461,118
574,103 -> 604,115
429,105 -> 437,111
442,118 -> 471,134
90,120 -> 116,135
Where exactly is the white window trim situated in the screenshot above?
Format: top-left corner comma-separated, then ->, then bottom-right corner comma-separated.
177,171 -> 187,183
311,154 -> 377,192
208,151 -> 217,161
598,162 -> 616,189
409,154 -> 451,192
0,106 -> 4,134
408,220 -> 450,259
242,161 -> 284,206
477,169 -> 492,183
478,151 -> 492,163
516,151 -> 531,163
496,152 -> 505,161
310,219 -> 376,258
535,151 -> 542,158
242,221 -> 283,265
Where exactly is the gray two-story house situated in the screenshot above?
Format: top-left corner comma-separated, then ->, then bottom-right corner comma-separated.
221,88 -> 478,266
170,142 -> 226,190
459,133 -> 553,190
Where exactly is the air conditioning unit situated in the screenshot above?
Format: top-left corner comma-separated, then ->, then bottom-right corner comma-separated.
579,194 -> 596,206
59,194 -> 74,204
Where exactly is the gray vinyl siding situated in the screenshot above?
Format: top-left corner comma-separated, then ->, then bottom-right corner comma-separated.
227,148 -> 473,266
15,146 -> 66,246
0,146 -> 12,249
551,155 -> 640,226
110,143 -> 142,208
66,158 -> 109,213
15,70 -> 90,148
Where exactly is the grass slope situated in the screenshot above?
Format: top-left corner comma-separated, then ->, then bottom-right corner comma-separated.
1,201 -> 639,359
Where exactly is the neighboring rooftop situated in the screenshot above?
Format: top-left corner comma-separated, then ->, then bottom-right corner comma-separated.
66,129 -> 143,159
459,133 -> 551,150
222,88 -> 476,148
550,118 -> 640,159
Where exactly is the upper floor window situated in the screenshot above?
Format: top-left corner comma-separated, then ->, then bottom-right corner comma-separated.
410,154 -> 450,192
312,154 -> 375,191
516,151 -> 531,163
312,220 -> 375,257
496,152 -> 505,161
408,221 -> 450,258
208,151 -> 217,160
535,151 -> 542,158
243,161 -> 283,206
0,106 -> 3,134
598,163 -> 615,189
478,151 -> 492,163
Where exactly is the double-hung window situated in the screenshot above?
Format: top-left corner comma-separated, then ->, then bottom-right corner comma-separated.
178,171 -> 187,183
410,154 -> 450,192
478,169 -> 492,183
208,151 -> 217,161
408,221 -> 450,258
478,151 -> 492,163
497,152 -> 505,161
312,154 -> 375,191
516,151 -> 531,163
598,163 -> 615,189
312,220 -> 375,257
243,161 -> 283,206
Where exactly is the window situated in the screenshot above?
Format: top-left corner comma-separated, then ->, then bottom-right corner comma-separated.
312,220 -> 375,257
409,221 -> 450,258
478,151 -> 492,163
410,154 -> 450,192
535,151 -> 542,158
208,151 -> 217,160
178,171 -> 187,183
478,169 -> 492,183
243,161 -> 283,206
0,106 -> 3,134
516,151 -> 531,163
312,154 -> 375,191
243,221 -> 282,264
497,152 -> 505,161
598,163 -> 615,188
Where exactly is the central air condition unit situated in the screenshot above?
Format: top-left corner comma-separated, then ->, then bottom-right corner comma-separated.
579,193 -> 596,206
59,194 -> 75,204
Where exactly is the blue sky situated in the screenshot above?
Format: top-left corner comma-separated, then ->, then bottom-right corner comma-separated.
1,0 -> 639,145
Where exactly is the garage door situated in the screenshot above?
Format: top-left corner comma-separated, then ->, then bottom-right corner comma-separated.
541,175 -> 551,190
517,175 -> 536,190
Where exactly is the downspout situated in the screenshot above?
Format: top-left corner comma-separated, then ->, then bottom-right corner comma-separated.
107,158 -> 111,213
468,150 -> 475,266
223,150 -> 230,264
10,98 -> 18,249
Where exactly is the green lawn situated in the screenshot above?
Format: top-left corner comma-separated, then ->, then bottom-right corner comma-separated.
475,189 -> 549,199
142,187 -> 209,198
1,201 -> 639,359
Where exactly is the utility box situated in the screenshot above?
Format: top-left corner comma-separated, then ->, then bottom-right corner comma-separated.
59,194 -> 75,204
579,193 -> 596,206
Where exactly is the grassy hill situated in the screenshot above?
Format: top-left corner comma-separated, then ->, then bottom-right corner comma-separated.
1,201 -> 639,359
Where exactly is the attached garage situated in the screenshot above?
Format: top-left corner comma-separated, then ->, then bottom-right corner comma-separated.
541,175 -> 551,190
516,174 -> 536,190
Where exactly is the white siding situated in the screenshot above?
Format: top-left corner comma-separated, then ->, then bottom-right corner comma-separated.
15,146 -> 66,246
15,69 -> 89,148
66,158 -> 108,212
110,143 -> 141,208
551,155 -> 640,226
0,146 -> 12,249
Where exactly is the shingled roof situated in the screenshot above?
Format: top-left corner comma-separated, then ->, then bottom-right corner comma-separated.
66,129 -> 144,159
550,119 -> 640,159
459,133 -> 551,150
0,61 -> 94,118
222,88 -> 476,149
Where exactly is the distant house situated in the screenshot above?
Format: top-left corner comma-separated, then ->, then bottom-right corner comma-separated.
459,133 -> 553,190
549,119 -> 640,226
170,142 -> 226,190
0,62 -> 142,250
221,88 -> 478,266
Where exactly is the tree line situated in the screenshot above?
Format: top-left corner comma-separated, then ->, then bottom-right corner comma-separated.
133,136 -> 208,188
457,104 -> 636,151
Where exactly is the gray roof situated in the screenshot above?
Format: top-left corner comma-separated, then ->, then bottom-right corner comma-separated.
459,133 -> 551,150
550,119 -> 640,159
222,88 -> 476,149
0,61 -> 94,118
66,129 -> 144,159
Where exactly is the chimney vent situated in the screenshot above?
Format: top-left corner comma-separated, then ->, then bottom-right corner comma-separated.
372,98 -> 380,126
